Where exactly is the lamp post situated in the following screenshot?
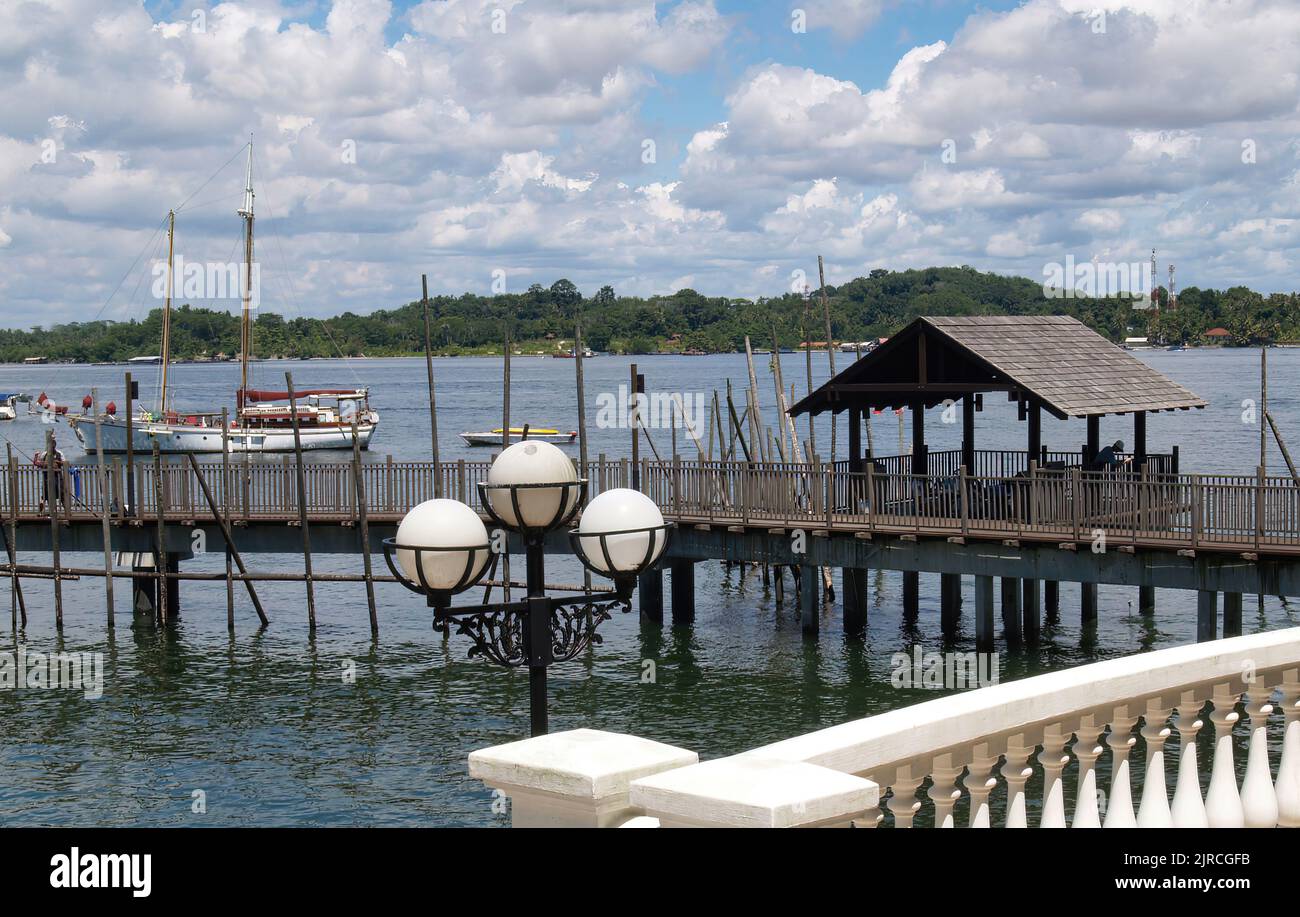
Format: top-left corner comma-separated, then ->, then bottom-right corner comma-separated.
383,440 -> 671,736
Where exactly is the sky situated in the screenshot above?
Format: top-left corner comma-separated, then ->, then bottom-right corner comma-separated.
1,0 -> 1298,328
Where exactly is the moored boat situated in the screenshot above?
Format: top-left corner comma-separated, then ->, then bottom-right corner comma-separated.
460,427 -> 577,446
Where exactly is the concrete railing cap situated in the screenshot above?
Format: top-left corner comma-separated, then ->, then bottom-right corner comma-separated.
468,728 -> 698,801
630,757 -> 879,828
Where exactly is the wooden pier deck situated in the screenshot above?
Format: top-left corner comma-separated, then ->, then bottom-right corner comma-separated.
12,455 -> 1300,557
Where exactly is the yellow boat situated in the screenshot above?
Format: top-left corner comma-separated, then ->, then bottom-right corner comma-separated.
459,426 -> 577,446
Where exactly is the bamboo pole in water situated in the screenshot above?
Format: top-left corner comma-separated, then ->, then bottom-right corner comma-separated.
802,297 -> 816,456
222,407 -> 233,630
743,336 -> 765,459
151,441 -> 167,623
186,453 -> 268,626
6,444 -> 26,628
352,418 -> 378,632
1264,411 -> 1300,484
285,373 -> 317,628
91,388 -> 114,626
422,274 -> 441,496
769,325 -> 789,461
818,256 -> 837,464
45,428 -> 63,628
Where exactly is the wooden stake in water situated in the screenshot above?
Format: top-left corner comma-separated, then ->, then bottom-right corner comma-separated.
818,255 -> 837,464
422,274 -> 441,495
91,388 -> 114,627
125,371 -> 136,515
45,428 -> 63,629
802,302 -> 816,456
285,372 -> 317,628
186,453 -> 268,626
221,407 -> 234,630
352,418 -> 378,633
151,441 -> 168,623
5,443 -> 25,629
1261,346 -> 1268,473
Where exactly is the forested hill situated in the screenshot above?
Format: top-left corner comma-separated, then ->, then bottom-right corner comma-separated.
4,266 -> 1295,363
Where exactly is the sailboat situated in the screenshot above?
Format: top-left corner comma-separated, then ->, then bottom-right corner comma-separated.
69,142 -> 379,454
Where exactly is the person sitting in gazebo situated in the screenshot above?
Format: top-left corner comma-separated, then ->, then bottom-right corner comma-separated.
1090,439 -> 1131,471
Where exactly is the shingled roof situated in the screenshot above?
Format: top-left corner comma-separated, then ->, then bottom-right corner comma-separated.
789,315 -> 1207,419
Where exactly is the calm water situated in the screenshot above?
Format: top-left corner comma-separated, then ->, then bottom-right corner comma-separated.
0,348 -> 1296,826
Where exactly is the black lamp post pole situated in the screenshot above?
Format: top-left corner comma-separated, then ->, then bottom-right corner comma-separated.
523,536 -> 551,736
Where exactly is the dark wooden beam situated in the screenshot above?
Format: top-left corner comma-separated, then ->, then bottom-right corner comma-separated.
1134,411 -> 1147,468
912,400 -> 927,475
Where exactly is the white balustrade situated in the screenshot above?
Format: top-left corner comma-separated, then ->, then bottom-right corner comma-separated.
469,628 -> 1300,827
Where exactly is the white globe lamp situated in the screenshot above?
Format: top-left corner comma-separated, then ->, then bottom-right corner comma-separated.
574,488 -> 668,576
393,498 -> 491,594
484,440 -> 581,530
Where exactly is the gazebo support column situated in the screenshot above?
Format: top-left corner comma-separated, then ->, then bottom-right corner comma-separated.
1027,398 -> 1042,468
1134,411 -> 1147,469
848,407 -> 862,473
1139,585 -> 1156,617
842,567 -> 867,636
1086,416 -> 1100,465
974,575 -> 994,654
1045,580 -> 1060,622
962,396 -> 975,474
911,401 -> 927,475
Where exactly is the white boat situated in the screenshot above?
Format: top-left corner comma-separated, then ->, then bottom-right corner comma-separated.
0,393 -> 19,421
460,427 -> 577,447
66,141 -> 379,455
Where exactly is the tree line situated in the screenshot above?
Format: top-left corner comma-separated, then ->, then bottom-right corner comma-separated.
4,267 -> 1295,363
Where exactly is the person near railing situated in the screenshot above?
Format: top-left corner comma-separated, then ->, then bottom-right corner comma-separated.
34,436 -> 66,515
1089,439 -> 1132,472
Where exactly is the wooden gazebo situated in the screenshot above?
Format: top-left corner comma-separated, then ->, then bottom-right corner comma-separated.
789,315 -> 1206,474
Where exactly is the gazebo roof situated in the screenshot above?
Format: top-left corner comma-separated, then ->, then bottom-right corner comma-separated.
789,315 -> 1207,420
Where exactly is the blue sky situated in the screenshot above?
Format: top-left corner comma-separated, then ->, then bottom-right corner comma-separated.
3,1 -> 1298,326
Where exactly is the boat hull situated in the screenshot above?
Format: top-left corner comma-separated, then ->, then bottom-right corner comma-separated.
460,432 -> 576,446
69,415 -> 376,454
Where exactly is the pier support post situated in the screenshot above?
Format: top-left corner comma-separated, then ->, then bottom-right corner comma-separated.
132,560 -> 156,615
1044,580 -> 1059,622
638,568 -> 663,624
902,571 -> 919,621
1081,582 -> 1098,624
800,564 -> 819,635
1222,592 -> 1243,637
669,559 -> 694,627
1001,577 -> 1021,644
1021,579 -> 1040,644
842,567 -> 867,636
164,556 -> 180,619
1197,590 -> 1218,642
940,573 -> 961,640
1138,585 -> 1156,617
974,575 -> 994,654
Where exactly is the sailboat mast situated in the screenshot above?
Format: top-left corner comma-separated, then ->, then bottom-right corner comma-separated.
237,139 -> 255,408
159,209 -> 175,414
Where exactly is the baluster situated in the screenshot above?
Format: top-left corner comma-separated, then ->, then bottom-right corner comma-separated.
929,756 -> 962,829
885,766 -> 922,828
964,748 -> 998,828
1071,719 -> 1104,828
1103,709 -> 1138,827
1170,694 -> 1208,827
1278,675 -> 1300,827
1002,742 -> 1033,828
1205,685 -> 1245,827
1031,727 -> 1066,828
1241,683 -> 1279,827
1136,701 -> 1173,827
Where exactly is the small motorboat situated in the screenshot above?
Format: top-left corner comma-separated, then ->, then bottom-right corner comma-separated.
0,393 -> 20,421
459,426 -> 577,446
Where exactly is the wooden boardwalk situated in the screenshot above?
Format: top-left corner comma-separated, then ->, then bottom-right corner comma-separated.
11,456 -> 1300,558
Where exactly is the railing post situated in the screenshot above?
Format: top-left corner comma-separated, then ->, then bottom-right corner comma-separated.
1071,467 -> 1082,543
865,462 -> 875,531
1256,465 -> 1266,551
1190,474 -> 1202,551
959,465 -> 970,538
